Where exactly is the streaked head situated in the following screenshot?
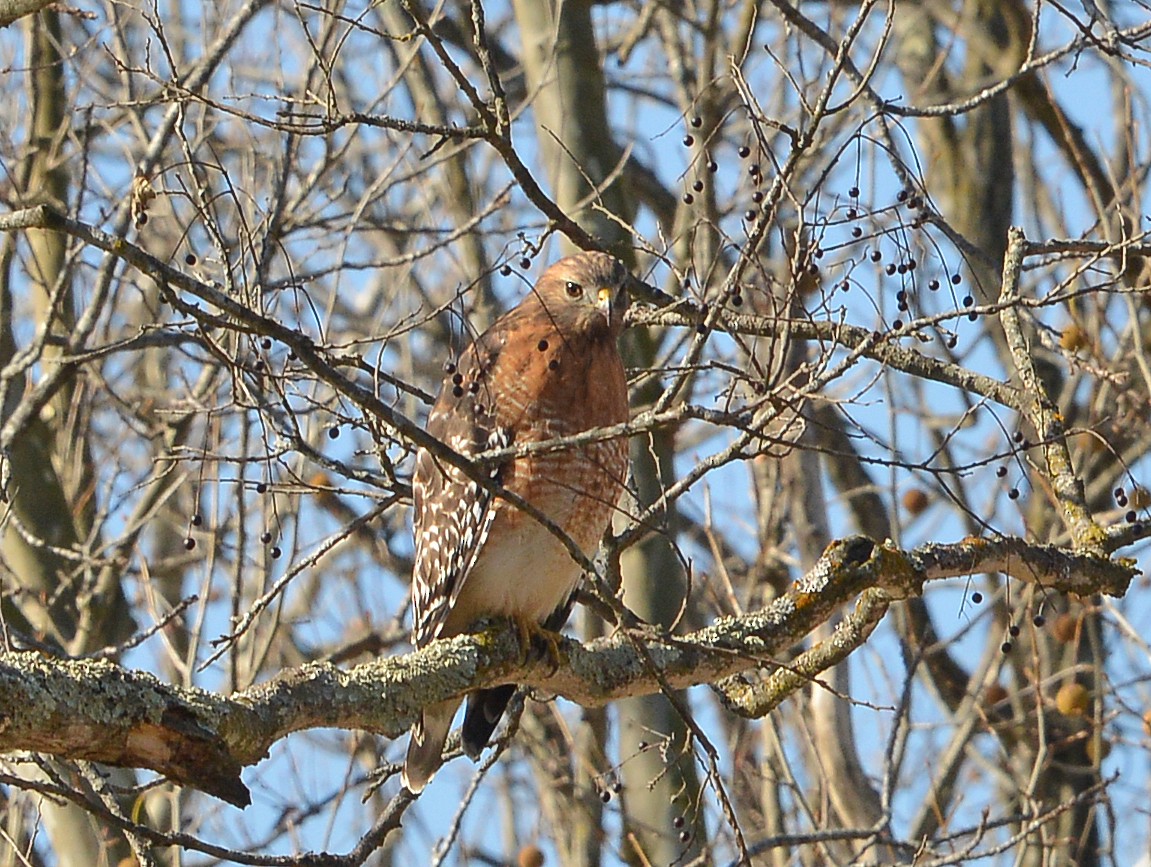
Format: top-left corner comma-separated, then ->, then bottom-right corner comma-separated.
533,251 -> 631,337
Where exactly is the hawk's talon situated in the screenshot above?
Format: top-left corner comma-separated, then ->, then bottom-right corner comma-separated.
510,616 -> 565,674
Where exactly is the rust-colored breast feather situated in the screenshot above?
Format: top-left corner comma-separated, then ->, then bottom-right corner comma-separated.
488,309 -> 629,548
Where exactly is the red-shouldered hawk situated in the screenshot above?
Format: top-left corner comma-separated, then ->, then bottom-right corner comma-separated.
402,252 -> 632,793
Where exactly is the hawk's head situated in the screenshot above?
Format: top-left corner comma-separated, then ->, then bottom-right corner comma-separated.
532,251 -> 631,338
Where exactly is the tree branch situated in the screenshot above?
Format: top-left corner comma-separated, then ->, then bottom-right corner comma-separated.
0,0 -> 53,27
0,534 -> 1137,806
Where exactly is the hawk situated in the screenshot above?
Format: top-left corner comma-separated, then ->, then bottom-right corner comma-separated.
402,252 -> 632,793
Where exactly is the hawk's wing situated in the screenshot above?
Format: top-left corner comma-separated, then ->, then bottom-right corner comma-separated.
410,324 -> 513,648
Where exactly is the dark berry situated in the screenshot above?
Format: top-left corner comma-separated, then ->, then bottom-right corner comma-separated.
260,532 -> 272,544
692,180 -> 703,192
256,482 -> 268,494
1033,615 -> 1046,627
452,385 -> 464,398
682,135 -> 694,147
962,296 -> 974,307
1009,624 -> 1020,637
690,116 -> 702,128
996,466 -> 1007,477
261,338 -> 272,349
846,208 -> 858,219
452,372 -> 464,385
270,546 -> 282,559
1001,641 -> 1013,654
443,361 -> 457,374
738,145 -> 750,158
852,226 -> 862,238
191,513 -> 203,526
548,359 -> 559,371
751,190 -> 764,203
185,253 -> 197,266
682,193 -> 694,204
972,592 -> 983,604
849,186 -> 860,198
1008,488 -> 1020,500
183,537 -> 195,551
870,250 -> 882,262
537,339 -> 549,352
1127,510 -> 1138,523
929,279 -> 940,291
328,426 -> 339,439
951,273 -> 962,285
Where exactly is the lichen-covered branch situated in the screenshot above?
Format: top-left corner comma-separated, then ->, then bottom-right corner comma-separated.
0,534 -> 1137,806
0,0 -> 54,27
998,225 -> 1105,550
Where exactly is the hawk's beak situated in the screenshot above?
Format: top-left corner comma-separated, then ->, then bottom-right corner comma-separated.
598,284 -> 629,329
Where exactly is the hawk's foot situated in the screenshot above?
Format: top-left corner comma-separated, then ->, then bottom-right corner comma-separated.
511,616 -> 566,674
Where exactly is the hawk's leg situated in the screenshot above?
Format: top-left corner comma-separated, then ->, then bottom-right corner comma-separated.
511,616 -> 566,675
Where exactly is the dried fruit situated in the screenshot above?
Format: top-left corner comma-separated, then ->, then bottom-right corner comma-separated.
1056,682 -> 1090,717
1060,324 -> 1089,352
902,488 -> 929,516
1052,612 -> 1079,642
1085,737 -> 1111,764
984,683 -> 1008,707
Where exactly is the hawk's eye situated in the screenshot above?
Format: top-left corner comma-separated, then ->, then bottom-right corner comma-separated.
564,280 -> 583,298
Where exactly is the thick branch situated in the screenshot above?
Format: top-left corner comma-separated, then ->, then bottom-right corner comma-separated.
0,0 -> 53,27
0,534 -> 1137,806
